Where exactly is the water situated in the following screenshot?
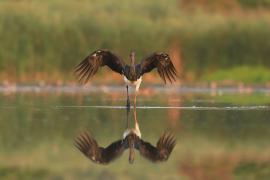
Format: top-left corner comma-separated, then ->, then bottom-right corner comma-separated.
0,86 -> 270,179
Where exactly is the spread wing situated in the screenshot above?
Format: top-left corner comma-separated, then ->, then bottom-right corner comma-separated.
137,132 -> 176,162
74,132 -> 126,164
74,49 -> 125,84
139,52 -> 177,83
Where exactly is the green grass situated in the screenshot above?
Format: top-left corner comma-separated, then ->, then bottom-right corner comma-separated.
213,94 -> 270,105
180,0 -> 270,9
234,161 -> 270,179
0,0 -> 270,83
238,0 -> 270,8
202,66 -> 270,84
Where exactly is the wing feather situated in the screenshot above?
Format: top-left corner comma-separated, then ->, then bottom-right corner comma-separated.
138,132 -> 176,162
158,68 -> 167,84
74,132 -> 125,164
74,49 -> 125,84
140,53 -> 178,84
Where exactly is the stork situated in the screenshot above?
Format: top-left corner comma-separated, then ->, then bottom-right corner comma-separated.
74,49 -> 178,124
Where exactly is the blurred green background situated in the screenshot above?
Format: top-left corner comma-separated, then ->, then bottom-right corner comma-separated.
0,0 -> 270,84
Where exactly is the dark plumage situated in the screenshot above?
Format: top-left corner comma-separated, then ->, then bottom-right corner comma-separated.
137,132 -> 176,162
74,50 -> 125,84
139,53 -> 178,84
74,131 -> 176,164
74,132 -> 125,164
74,49 -> 177,84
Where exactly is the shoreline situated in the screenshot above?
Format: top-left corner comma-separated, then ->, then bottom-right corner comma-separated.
1,84 -> 269,94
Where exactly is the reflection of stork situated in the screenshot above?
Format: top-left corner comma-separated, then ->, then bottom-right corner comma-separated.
74,49 -> 177,124
74,109 -> 176,164
74,130 -> 176,164
123,124 -> 176,163
74,98 -> 176,164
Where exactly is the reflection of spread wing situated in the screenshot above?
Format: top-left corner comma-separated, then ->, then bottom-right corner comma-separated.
74,132 -> 125,164
139,53 -> 177,83
74,49 -> 125,84
138,132 -> 176,162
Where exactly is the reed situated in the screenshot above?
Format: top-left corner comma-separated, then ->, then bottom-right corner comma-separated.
0,0 -> 269,83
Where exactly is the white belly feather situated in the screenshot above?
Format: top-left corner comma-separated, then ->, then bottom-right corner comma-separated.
123,127 -> 142,139
123,76 -> 142,92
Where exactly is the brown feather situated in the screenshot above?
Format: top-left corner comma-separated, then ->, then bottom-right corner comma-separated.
74,50 -> 125,84
138,132 -> 176,162
74,131 -> 126,164
158,68 -> 167,84
140,52 -> 178,83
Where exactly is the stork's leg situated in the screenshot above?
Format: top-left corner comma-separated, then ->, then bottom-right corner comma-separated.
134,116 -> 141,138
126,110 -> 130,129
126,85 -> 130,129
126,85 -> 130,111
133,78 -> 141,126
133,91 -> 138,125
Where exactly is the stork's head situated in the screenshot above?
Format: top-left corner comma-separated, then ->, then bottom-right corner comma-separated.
130,51 -> 135,66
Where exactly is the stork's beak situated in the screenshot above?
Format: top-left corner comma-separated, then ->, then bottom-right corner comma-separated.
128,139 -> 135,164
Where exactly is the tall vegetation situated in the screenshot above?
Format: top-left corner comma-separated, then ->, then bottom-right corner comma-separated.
0,0 -> 270,83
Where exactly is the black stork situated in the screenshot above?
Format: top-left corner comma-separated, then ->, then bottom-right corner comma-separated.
74,130 -> 176,164
74,49 -> 178,124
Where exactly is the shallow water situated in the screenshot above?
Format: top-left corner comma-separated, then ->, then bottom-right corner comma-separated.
0,86 -> 270,179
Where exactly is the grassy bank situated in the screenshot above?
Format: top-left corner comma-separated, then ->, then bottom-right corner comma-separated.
0,0 -> 270,84
202,66 -> 270,84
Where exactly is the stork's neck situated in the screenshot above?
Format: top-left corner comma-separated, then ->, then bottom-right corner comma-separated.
131,57 -> 135,66
130,51 -> 136,72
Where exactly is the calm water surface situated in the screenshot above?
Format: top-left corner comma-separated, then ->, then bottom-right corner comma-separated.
0,86 -> 270,179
